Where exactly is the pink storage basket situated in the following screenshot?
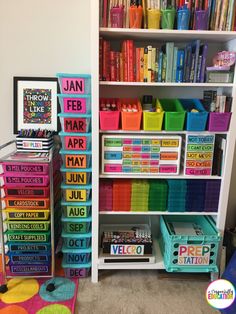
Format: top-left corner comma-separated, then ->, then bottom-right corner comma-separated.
100,111 -> 120,130
208,112 -> 232,131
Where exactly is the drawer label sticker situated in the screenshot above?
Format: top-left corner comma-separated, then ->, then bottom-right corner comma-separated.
66,189 -> 87,201
5,176 -> 45,185
7,233 -> 47,242
7,222 -> 48,231
5,164 -> 45,173
62,78 -> 85,94
6,188 -> 46,197
66,253 -> 88,263
7,199 -> 47,208
178,245 -> 210,265
110,244 -> 144,255
186,152 -> 213,160
8,211 -> 48,220
22,141 -> 43,150
12,255 -> 48,262
64,97 -> 86,113
187,144 -> 213,152
65,136 -> 86,150
64,118 -> 86,132
188,136 -> 214,144
10,244 -> 49,252
11,265 -> 48,273
67,222 -> 86,233
65,155 -> 87,168
66,172 -> 87,184
66,206 -> 87,217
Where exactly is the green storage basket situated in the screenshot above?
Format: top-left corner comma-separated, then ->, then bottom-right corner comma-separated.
159,215 -> 221,273
143,100 -> 164,131
160,99 -> 186,131
131,180 -> 149,211
148,180 -> 168,211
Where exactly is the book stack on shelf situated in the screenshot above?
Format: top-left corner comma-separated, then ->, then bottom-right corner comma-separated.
100,39 -> 209,83
100,0 -> 236,31
57,73 -> 92,279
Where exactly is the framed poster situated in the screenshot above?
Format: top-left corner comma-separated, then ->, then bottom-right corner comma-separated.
13,77 -> 59,134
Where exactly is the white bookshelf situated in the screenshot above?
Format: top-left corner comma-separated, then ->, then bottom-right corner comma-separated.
91,0 -> 236,283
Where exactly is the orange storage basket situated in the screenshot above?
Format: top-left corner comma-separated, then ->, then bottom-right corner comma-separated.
120,99 -> 142,131
112,179 -> 131,211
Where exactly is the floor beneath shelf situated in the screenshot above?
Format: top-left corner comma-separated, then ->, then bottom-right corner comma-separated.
76,270 -> 218,314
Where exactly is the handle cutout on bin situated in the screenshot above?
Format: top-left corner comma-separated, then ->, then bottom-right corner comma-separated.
186,240 -> 203,245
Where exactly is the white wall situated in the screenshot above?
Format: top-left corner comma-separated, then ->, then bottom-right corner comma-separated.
0,0 -> 91,145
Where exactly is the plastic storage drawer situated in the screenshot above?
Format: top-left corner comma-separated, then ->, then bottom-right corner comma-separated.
57,73 -> 91,94
61,167 -> 91,185
58,113 -> 91,133
61,201 -> 91,218
60,150 -> 91,169
160,215 -> 221,272
58,94 -> 91,114
62,232 -> 91,249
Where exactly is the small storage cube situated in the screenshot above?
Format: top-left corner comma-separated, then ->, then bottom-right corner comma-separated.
160,215 -> 221,272
148,180 -> 168,211
6,231 -> 51,242
3,186 -> 50,198
160,99 -> 186,131
58,94 -> 91,114
61,184 -> 91,202
2,174 -> 49,187
208,112 -> 232,131
120,99 -> 142,131
179,99 -> 208,131
99,179 -> 113,211
113,179 -> 131,211
1,162 -> 49,175
59,132 -> 91,151
61,167 -> 91,185
61,217 -> 91,234
3,198 -> 50,209
100,111 -> 120,130
4,220 -> 50,232
60,150 -> 91,169
204,180 -> 221,212
143,100 -> 164,131
3,209 -> 50,221
62,232 -> 91,249
62,260 -> 91,278
57,73 -> 91,94
62,246 -> 91,264
61,201 -> 91,218
59,113 -> 91,133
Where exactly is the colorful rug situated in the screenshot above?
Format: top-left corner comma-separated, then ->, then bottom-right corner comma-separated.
0,259 -> 78,314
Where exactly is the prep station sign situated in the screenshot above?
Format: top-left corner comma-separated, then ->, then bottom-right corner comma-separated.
178,245 -> 211,265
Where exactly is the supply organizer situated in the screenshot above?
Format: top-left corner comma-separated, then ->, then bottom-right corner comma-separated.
57,73 -> 92,278
0,140 -> 61,292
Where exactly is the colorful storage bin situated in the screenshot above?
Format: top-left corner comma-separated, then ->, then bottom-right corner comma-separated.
143,99 -> 164,131
204,180 -> 221,212
160,99 -> 186,131
62,247 -> 91,264
62,260 -> 91,278
148,180 -> 168,211
57,73 -> 91,94
61,217 -> 91,234
131,180 -> 149,211
99,180 -> 113,211
61,201 -> 91,218
60,150 -> 91,169
59,132 -> 91,151
58,113 -> 91,133
160,215 -> 221,272
61,167 -> 91,185
58,94 -> 91,114
100,110 -> 120,130
112,179 -> 131,211
62,232 -> 91,249
179,99 -> 208,131
208,112 -> 232,131
185,180 -> 206,212
61,184 -> 91,202
167,180 -> 187,212
120,99 -> 142,130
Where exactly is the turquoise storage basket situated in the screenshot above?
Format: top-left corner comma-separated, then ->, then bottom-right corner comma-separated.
159,215 -> 221,272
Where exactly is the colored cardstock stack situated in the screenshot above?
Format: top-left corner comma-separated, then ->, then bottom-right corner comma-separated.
57,73 -> 92,278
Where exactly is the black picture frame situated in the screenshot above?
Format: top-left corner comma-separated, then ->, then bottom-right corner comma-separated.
13,76 -> 59,134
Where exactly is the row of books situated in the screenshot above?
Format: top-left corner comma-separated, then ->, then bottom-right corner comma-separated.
99,38 -> 208,83
203,91 -> 232,113
100,0 -> 236,31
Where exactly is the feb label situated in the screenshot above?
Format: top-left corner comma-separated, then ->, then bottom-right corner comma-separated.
178,245 -> 211,265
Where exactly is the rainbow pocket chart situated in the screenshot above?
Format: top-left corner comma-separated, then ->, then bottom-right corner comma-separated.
101,135 -> 182,175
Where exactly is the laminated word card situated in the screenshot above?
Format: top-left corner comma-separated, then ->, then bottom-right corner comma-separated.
102,135 -> 182,175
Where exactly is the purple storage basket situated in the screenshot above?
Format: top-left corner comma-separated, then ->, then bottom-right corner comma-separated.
99,180 -> 113,211
208,112 -> 232,131
204,180 -> 221,212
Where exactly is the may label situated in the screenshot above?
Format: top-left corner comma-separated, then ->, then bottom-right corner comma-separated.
178,245 -> 211,265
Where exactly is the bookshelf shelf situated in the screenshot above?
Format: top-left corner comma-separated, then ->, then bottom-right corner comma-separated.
99,211 -> 218,216
100,28 -> 236,43
100,82 -> 234,88
99,130 -> 228,135
99,173 -> 222,180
